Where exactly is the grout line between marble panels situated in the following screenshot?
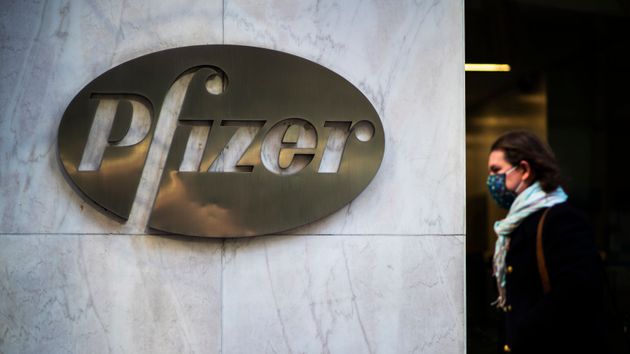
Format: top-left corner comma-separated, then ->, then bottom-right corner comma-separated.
0,232 -> 466,237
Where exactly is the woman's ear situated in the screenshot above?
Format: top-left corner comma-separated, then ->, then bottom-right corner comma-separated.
519,160 -> 534,182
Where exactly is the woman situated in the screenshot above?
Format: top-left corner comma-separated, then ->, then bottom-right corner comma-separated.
486,131 -> 607,353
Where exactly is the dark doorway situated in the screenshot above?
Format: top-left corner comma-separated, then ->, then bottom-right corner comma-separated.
465,1 -> 630,352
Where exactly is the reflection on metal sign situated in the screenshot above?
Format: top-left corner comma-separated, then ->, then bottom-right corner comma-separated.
58,45 -> 385,237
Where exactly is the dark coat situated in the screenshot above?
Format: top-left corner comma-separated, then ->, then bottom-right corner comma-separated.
501,201 -> 608,354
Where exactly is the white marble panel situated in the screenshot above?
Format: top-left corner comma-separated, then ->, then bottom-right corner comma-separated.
0,234 -> 223,353
222,235 -> 465,354
1,0 -> 465,353
0,0 -> 223,234
224,0 -> 465,236
2,0 -> 463,236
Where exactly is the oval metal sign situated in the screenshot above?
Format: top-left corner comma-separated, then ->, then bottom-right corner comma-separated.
58,45 -> 385,237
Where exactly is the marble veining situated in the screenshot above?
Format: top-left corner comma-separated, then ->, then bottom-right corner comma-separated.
0,234 -> 223,353
0,0 -> 224,234
224,0 -> 465,236
222,235 -> 465,353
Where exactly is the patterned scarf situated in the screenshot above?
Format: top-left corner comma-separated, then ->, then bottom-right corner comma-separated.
491,180 -> 568,309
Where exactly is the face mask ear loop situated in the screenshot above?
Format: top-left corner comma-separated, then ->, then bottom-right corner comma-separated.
509,163 -> 525,194
505,165 -> 518,175
514,179 -> 525,194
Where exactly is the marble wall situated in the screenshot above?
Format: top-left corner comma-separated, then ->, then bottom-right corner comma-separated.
0,0 -> 465,353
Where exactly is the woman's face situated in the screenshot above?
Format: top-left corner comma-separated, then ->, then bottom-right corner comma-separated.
488,149 -> 526,194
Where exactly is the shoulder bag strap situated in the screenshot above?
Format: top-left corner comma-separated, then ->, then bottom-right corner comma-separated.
537,207 -> 553,294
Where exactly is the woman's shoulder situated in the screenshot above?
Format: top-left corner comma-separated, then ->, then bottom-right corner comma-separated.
514,201 -> 593,238
543,201 -> 596,243
546,201 -> 591,226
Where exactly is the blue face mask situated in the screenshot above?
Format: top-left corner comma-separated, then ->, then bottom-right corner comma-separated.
487,165 -> 521,210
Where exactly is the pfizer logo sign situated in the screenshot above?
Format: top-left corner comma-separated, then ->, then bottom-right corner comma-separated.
58,45 -> 384,237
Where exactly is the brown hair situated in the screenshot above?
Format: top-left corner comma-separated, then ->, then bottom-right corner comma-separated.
490,131 -> 563,193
